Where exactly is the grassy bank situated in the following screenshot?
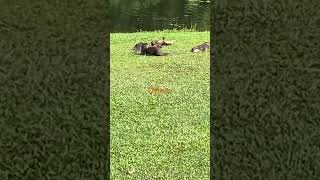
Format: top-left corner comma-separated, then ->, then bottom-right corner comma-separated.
110,30 -> 210,179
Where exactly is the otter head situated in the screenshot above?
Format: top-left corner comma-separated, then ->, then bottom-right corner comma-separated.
133,42 -> 149,55
141,43 -> 148,48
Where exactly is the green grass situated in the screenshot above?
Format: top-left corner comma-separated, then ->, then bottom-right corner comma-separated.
110,31 -> 210,179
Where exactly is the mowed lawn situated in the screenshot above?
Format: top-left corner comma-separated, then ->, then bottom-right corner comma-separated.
110,30 -> 210,179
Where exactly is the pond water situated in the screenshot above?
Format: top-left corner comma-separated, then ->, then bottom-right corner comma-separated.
111,0 -> 210,33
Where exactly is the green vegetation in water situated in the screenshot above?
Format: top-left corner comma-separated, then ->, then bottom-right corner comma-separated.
110,30 -> 210,179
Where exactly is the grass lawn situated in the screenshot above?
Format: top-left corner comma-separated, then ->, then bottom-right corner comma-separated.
110,30 -> 210,179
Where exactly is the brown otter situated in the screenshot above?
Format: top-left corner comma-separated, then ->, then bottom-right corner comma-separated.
133,42 -> 167,56
151,37 -> 175,46
191,42 -> 210,52
144,45 -> 165,56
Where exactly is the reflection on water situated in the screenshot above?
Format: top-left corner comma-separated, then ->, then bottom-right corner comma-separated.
111,0 -> 210,32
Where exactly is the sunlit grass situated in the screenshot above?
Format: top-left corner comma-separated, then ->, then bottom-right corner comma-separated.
110,30 -> 210,179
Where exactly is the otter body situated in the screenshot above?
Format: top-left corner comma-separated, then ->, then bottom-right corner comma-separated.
144,46 -> 164,56
151,37 -> 174,46
133,42 -> 166,56
191,42 -> 210,52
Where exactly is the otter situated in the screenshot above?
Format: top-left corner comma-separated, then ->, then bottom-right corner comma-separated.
133,42 -> 147,55
151,37 -> 175,46
144,45 -> 165,56
133,42 -> 167,56
191,42 -> 210,52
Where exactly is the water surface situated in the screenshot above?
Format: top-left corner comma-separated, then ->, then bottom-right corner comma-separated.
111,0 -> 210,32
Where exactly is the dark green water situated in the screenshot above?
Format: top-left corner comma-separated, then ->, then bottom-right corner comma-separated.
111,0 -> 210,32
